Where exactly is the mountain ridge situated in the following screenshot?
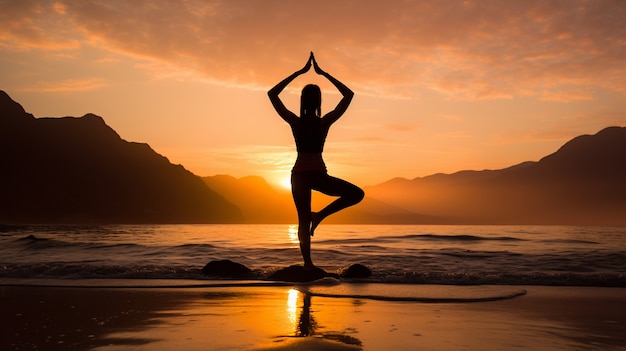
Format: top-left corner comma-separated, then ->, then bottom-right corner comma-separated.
364,126 -> 626,225
1,90 -> 243,224
2,90 -> 624,225
201,174 -> 438,224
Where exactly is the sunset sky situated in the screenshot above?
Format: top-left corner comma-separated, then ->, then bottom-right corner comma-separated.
2,0 -> 625,188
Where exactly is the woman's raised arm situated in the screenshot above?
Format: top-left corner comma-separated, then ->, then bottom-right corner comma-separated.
312,54 -> 354,125
268,53 -> 313,124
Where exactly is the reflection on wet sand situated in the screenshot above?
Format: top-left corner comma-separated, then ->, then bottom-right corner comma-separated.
1,285 -> 365,350
2,285 -> 624,350
279,289 -> 362,347
255,288 -> 363,350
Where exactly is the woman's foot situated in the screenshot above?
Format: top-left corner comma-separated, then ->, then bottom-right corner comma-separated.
310,212 -> 321,236
303,262 -> 317,272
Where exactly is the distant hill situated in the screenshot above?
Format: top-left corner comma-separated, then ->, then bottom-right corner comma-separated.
202,175 -> 436,224
3,90 -> 623,225
0,90 -> 242,224
207,125 -> 625,225
364,126 -> 626,225
202,174 -> 294,223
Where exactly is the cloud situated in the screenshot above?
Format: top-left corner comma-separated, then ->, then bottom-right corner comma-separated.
539,88 -> 594,102
0,0 -> 80,50
3,0 -> 625,101
17,78 -> 108,92
384,124 -> 419,132
205,144 -> 296,171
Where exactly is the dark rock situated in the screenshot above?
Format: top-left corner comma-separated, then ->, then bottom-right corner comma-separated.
340,264 -> 372,278
267,265 -> 339,282
202,259 -> 252,277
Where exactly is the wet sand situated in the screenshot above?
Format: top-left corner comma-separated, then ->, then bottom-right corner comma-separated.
1,284 -> 625,350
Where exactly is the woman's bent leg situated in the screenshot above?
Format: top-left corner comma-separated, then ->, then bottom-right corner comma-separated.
311,174 -> 364,235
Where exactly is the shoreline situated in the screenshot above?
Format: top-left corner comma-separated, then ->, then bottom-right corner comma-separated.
2,283 -> 625,350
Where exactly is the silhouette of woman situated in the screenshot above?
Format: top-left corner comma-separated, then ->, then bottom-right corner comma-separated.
268,52 -> 364,271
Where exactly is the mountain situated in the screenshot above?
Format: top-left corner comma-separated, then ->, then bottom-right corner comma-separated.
364,126 -> 626,225
202,175 -> 439,224
3,90 -> 623,225
208,125 -> 624,225
202,175 -> 294,223
0,90 -> 242,224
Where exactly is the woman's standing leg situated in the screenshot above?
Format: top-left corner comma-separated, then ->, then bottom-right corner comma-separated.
291,173 -> 315,269
311,174 -> 364,235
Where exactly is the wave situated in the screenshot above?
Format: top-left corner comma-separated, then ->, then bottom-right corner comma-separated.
0,263 -> 204,280
11,235 -> 144,251
307,286 -> 528,303
0,277 -> 529,303
13,234 -> 77,249
2,261 -> 624,287
3,231 -> 625,287
539,238 -> 600,245
314,234 -> 526,246
436,249 -> 523,259
396,233 -> 527,242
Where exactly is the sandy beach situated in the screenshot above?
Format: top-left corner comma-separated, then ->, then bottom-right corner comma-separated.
1,282 -> 625,351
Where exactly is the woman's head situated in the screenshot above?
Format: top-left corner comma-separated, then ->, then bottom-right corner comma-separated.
300,84 -> 321,117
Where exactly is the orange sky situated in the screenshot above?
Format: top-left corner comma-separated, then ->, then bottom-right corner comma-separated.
1,0 -> 625,188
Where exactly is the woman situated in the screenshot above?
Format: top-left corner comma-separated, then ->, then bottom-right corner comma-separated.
268,52 -> 364,271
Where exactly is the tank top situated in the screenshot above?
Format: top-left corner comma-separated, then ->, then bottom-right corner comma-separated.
291,116 -> 329,172
291,116 -> 328,153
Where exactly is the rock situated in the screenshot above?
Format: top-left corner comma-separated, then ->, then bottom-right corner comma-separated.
202,259 -> 252,277
340,264 -> 372,278
267,265 -> 339,282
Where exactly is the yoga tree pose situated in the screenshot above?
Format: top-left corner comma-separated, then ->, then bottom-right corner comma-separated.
268,52 -> 364,270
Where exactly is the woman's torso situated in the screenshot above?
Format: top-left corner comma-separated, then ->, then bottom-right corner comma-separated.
291,116 -> 329,173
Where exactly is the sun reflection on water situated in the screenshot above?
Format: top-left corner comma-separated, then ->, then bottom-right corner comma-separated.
288,224 -> 299,245
286,288 -> 300,325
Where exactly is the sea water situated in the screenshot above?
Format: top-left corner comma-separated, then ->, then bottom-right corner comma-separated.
1,224 -> 624,286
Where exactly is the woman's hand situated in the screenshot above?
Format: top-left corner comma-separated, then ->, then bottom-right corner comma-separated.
297,53 -> 313,75
311,52 -> 325,75
269,53 -> 315,124
309,52 -> 353,125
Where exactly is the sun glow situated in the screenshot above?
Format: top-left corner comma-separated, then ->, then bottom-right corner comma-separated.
280,176 -> 292,190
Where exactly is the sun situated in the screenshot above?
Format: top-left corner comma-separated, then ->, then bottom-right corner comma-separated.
279,176 -> 292,190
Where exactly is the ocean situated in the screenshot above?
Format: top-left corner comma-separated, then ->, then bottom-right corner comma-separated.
1,224 -> 624,287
